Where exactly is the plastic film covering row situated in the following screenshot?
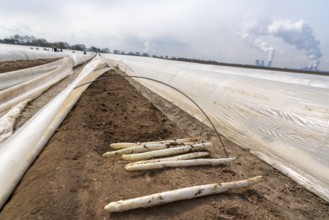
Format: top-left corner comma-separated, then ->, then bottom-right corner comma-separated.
0,57 -> 111,209
105,54 -> 329,203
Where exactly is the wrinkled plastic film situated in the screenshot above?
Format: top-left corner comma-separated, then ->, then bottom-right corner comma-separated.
72,53 -> 96,67
0,57 -> 74,114
0,44 -> 66,61
0,48 -> 96,207
0,56 -> 111,209
105,54 -> 329,202
0,50 -> 95,116
0,58 -> 64,90
0,101 -> 27,143
0,43 -> 95,62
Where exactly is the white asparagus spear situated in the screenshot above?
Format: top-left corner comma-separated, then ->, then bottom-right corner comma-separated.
104,176 -> 263,212
125,152 -> 210,168
110,137 -> 201,149
122,143 -> 211,161
109,143 -> 136,149
103,142 -> 193,157
104,143 -> 168,157
125,157 -> 236,171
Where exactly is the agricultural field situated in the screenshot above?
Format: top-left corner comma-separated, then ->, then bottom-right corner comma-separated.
0,57 -> 328,219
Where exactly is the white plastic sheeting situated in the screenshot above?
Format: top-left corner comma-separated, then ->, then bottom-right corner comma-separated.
104,54 -> 329,202
0,56 -> 111,209
0,46 -> 94,116
167,61 -> 329,89
0,43 -> 95,69
0,58 -> 64,90
0,57 -> 74,115
72,53 -> 95,67
0,102 -> 26,143
0,50 -> 94,143
0,43 -> 66,61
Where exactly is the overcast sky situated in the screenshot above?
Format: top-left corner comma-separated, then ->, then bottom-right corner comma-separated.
1,0 -> 328,70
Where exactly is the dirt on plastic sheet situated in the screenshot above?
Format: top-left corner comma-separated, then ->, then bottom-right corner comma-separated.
0,68 -> 328,220
0,58 -> 59,73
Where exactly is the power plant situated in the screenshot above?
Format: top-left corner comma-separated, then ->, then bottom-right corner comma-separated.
255,56 -> 274,67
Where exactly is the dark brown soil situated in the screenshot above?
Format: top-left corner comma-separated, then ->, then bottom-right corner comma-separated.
0,58 -> 59,73
0,69 -> 328,219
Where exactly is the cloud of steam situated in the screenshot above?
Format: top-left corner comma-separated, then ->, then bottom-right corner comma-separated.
239,33 -> 275,62
143,41 -> 153,53
139,35 -> 157,54
267,20 -> 322,69
239,19 -> 322,69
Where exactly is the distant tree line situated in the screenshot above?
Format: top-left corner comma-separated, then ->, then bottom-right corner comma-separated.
0,34 -> 110,53
1,34 -> 327,75
112,50 -> 151,57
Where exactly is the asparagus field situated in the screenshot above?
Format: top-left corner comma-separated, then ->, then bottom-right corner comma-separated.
0,62 -> 328,219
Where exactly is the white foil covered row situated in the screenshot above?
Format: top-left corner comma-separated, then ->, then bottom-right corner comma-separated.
105,54 -> 329,202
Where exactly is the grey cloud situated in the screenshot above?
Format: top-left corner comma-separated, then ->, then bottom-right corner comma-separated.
0,0 -> 328,70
